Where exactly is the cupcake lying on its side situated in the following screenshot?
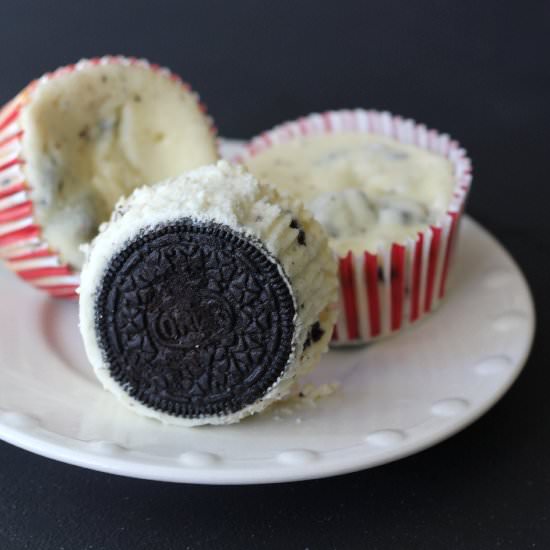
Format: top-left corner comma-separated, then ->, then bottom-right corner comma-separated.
0,56 -> 217,297
238,110 -> 472,345
79,161 -> 338,426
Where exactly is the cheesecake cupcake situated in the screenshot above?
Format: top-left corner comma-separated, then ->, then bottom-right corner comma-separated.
0,56 -> 217,298
237,110 -> 472,345
78,161 -> 338,426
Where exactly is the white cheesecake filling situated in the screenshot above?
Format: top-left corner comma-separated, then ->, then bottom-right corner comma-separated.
21,62 -> 218,268
245,133 -> 454,254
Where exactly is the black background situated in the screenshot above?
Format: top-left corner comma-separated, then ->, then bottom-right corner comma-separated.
1,1 -> 549,549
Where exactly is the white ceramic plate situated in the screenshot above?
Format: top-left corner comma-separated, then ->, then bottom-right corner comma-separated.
0,213 -> 534,484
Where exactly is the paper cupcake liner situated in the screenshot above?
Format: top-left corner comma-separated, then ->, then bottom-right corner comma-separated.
235,109 -> 472,345
0,55 -> 216,299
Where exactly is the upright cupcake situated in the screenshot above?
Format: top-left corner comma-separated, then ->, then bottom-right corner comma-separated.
238,110 -> 472,345
79,161 -> 338,426
0,56 -> 217,297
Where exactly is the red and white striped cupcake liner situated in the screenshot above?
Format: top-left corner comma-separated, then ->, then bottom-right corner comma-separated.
236,110 -> 472,345
0,55 -> 216,299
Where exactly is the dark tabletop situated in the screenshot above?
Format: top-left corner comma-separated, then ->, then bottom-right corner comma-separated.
1,1 -> 549,548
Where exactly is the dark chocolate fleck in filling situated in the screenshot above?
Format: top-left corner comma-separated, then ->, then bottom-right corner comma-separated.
303,321 -> 325,350
310,321 -> 324,343
95,220 -> 296,419
289,219 -> 306,246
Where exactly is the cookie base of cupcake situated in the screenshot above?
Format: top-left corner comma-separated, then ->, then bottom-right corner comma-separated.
95,220 -> 296,421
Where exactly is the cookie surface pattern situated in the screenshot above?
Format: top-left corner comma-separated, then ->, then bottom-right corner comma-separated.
95,221 -> 296,418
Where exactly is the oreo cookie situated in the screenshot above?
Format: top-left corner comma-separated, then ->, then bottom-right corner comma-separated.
95,220 -> 295,419
79,161 -> 338,425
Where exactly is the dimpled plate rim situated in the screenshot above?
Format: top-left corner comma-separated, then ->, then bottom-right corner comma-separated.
0,143 -> 535,485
